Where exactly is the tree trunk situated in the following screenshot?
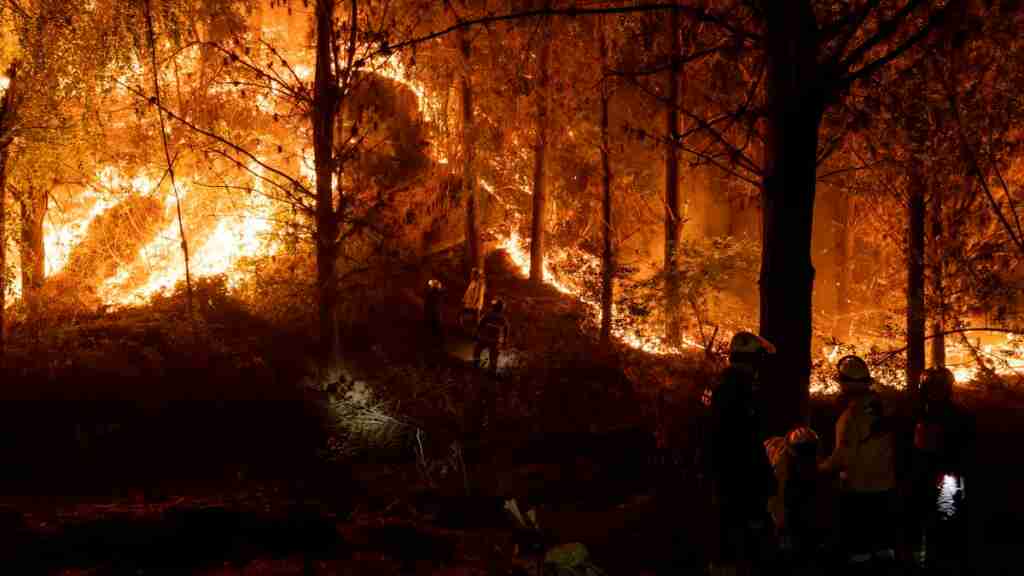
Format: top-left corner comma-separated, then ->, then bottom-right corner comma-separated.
598,17 -> 614,345
0,146 -> 8,359
0,61 -> 16,361
313,0 -> 342,376
19,189 -> 46,321
459,28 -> 482,276
907,163 -> 927,395
929,178 -> 945,368
833,190 -> 852,339
664,6 -> 683,346
760,2 -> 822,433
529,13 -> 550,285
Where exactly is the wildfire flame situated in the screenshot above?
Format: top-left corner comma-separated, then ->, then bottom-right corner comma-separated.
498,227 -> 705,356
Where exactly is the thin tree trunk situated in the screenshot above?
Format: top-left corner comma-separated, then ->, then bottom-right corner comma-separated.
930,178 -> 945,368
0,146 -> 8,359
143,0 -> 193,319
313,0 -> 343,375
760,2 -> 822,432
19,189 -> 46,321
0,61 -> 16,361
459,27 -> 482,275
529,11 -> 550,285
598,16 -> 614,345
664,6 -> 683,346
833,190 -> 851,339
907,163 -> 927,395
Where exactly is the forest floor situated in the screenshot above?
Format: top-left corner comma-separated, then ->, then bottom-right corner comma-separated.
0,249 -> 1020,575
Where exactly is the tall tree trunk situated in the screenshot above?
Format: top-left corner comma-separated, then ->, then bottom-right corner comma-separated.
664,6 -> 683,346
19,190 -> 46,321
760,2 -> 822,432
930,178 -> 945,368
0,61 -> 17,361
598,17 -> 614,345
0,146 -> 8,359
529,11 -> 551,285
143,0 -> 193,321
313,0 -> 342,375
833,190 -> 852,339
459,28 -> 482,275
907,163 -> 927,395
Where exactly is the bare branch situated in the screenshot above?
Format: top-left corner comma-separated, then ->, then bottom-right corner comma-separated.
383,3 -> 760,54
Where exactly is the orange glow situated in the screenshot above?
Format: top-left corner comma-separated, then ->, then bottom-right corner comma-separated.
498,227 -> 704,356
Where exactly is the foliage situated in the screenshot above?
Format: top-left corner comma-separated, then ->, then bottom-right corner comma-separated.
617,234 -> 759,344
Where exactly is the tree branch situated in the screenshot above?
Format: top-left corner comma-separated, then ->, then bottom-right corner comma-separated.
383,3 -> 759,54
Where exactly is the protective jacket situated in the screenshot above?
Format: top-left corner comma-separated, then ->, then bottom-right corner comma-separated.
463,278 -> 486,312
821,391 -> 896,493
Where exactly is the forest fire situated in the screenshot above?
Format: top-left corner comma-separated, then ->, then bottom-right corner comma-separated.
499,227 -> 704,356
5,2 -> 1024,574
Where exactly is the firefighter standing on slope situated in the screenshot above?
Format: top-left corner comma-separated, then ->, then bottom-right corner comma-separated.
423,278 -> 445,358
462,267 -> 487,331
474,298 -> 510,377
707,331 -> 778,576
819,355 -> 898,567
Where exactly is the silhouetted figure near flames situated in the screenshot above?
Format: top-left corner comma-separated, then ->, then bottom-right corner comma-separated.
765,426 -> 822,567
461,267 -> 487,332
423,279 -> 445,360
706,331 -> 778,576
910,367 -> 974,570
473,298 -> 509,378
819,355 -> 898,568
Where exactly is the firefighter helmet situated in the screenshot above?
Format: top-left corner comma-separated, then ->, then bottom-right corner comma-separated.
836,355 -> 873,390
491,298 -> 505,313
427,278 -> 442,290
729,331 -> 776,356
921,367 -> 955,402
786,424 -> 819,450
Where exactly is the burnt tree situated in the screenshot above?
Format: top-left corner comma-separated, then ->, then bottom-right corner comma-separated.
598,16 -> 614,345
759,2 -> 823,429
459,26 -> 482,275
0,62 -> 17,359
312,0 -> 346,374
664,6 -> 683,346
529,8 -> 551,285
907,162 -> 927,395
930,177 -> 945,368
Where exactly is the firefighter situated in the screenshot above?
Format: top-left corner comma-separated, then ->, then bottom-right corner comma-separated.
765,426 -> 821,562
423,278 -> 445,356
473,298 -> 510,377
462,267 -> 487,331
910,367 -> 974,569
819,355 -> 898,566
707,331 -> 778,576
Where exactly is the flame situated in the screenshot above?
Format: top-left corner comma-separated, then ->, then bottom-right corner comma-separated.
498,227 -> 704,356
99,163 -> 278,306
